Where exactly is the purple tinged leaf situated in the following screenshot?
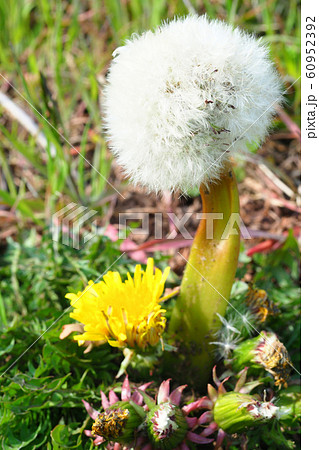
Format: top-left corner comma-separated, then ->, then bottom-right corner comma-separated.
185,416 -> 198,428
200,422 -> 218,437
100,390 -> 110,410
121,375 -> 131,401
157,379 -> 171,404
186,431 -> 214,444
235,367 -> 248,392
169,384 -> 187,406
198,410 -> 213,425
82,399 -> 99,420
109,389 -> 119,404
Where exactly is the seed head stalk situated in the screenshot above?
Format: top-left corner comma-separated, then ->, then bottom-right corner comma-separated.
168,166 -> 240,389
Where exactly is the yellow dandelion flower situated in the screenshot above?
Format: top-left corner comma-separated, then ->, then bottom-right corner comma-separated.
66,258 -> 170,350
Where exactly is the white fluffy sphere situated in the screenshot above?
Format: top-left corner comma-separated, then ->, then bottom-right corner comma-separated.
103,15 -> 282,193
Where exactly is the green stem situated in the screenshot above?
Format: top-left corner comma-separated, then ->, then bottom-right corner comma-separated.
167,167 -> 240,389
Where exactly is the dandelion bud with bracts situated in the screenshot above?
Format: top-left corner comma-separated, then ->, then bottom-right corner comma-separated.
232,331 -> 291,388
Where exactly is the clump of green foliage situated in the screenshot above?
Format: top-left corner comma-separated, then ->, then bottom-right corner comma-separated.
0,231 -> 300,449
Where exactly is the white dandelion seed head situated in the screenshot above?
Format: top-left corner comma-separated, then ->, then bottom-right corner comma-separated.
103,15 -> 283,193
210,332 -> 241,359
217,313 -> 241,335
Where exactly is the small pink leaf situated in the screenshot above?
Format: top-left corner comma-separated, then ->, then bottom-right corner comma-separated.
121,375 -> 131,401
109,389 -> 119,404
82,399 -> 99,420
100,390 -> 110,410
186,431 -> 214,444
157,379 -> 171,404
169,384 -> 187,406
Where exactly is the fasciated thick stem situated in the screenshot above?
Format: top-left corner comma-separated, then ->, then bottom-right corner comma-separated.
167,167 -> 240,390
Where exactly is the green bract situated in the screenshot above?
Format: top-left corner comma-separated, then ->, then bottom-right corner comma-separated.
213,392 -> 278,434
146,402 -> 188,450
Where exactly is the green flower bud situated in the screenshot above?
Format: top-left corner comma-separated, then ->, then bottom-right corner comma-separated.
213,392 -> 279,434
232,332 -> 291,388
92,401 -> 143,444
146,402 -> 188,450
